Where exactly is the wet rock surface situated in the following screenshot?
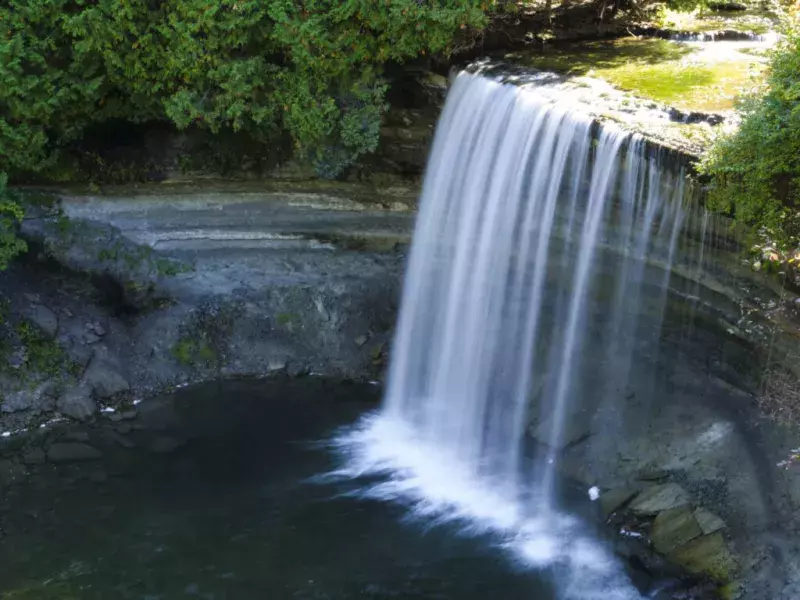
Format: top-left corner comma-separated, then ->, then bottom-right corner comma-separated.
651,506 -> 704,554
629,483 -> 693,516
600,487 -> 639,518
84,356 -> 130,400
56,384 -> 97,421
27,304 -> 59,340
47,442 -> 103,463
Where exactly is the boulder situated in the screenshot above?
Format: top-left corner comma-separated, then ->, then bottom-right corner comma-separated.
651,506 -> 703,554
84,359 -> 130,399
47,443 -> 103,463
0,383 -> 56,414
0,389 -> 36,414
600,487 -> 639,518
694,508 -> 727,535
629,483 -> 691,516
669,532 -> 737,581
57,385 -> 98,421
28,305 -> 59,339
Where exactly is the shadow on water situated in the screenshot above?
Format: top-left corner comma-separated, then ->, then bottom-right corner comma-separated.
0,378 -> 556,600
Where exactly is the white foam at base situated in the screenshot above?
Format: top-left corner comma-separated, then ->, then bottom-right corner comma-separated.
330,412 -> 644,600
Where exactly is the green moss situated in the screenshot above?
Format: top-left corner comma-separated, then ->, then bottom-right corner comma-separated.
55,214 -> 71,235
606,63 -> 714,105
171,339 -> 192,365
92,231 -> 192,278
509,38 -> 693,75
276,312 -> 299,327
154,257 -> 192,277
171,337 -> 216,367
1,320 -> 80,384
16,322 -> 68,377
512,37 -> 765,111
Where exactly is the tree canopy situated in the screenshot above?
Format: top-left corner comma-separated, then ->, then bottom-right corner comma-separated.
0,174 -> 26,270
700,21 -> 800,250
1,0 -> 489,180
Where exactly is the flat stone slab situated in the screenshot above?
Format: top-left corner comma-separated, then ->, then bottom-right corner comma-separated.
629,483 -> 691,516
652,506 -> 703,554
694,508 -> 727,535
600,487 -> 639,518
85,359 -> 130,399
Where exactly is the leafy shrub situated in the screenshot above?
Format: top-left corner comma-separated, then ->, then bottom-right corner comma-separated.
0,173 -> 27,270
1,1 -> 488,179
700,22 -> 800,249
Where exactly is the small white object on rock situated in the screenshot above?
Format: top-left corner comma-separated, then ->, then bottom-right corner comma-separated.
588,486 -> 600,501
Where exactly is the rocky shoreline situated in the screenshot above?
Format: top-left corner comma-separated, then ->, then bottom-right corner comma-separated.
1,185 -> 413,438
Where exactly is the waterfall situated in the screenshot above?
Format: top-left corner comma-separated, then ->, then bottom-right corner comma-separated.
335,72 -> 696,599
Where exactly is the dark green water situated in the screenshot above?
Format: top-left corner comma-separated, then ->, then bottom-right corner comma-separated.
0,378 -> 554,600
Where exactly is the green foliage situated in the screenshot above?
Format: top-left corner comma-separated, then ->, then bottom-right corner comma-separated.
1,1 -> 488,179
15,321 -> 63,375
10,320 -> 80,380
275,312 -> 299,327
0,173 -> 27,270
700,23 -> 800,248
171,337 -> 216,367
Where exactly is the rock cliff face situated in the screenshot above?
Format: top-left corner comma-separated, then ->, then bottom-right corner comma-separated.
0,183 -> 414,434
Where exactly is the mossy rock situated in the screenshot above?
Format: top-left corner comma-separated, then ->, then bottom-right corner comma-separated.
668,532 -> 738,581
600,488 -> 639,519
171,338 -> 216,368
629,483 -> 692,516
651,506 -> 703,554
